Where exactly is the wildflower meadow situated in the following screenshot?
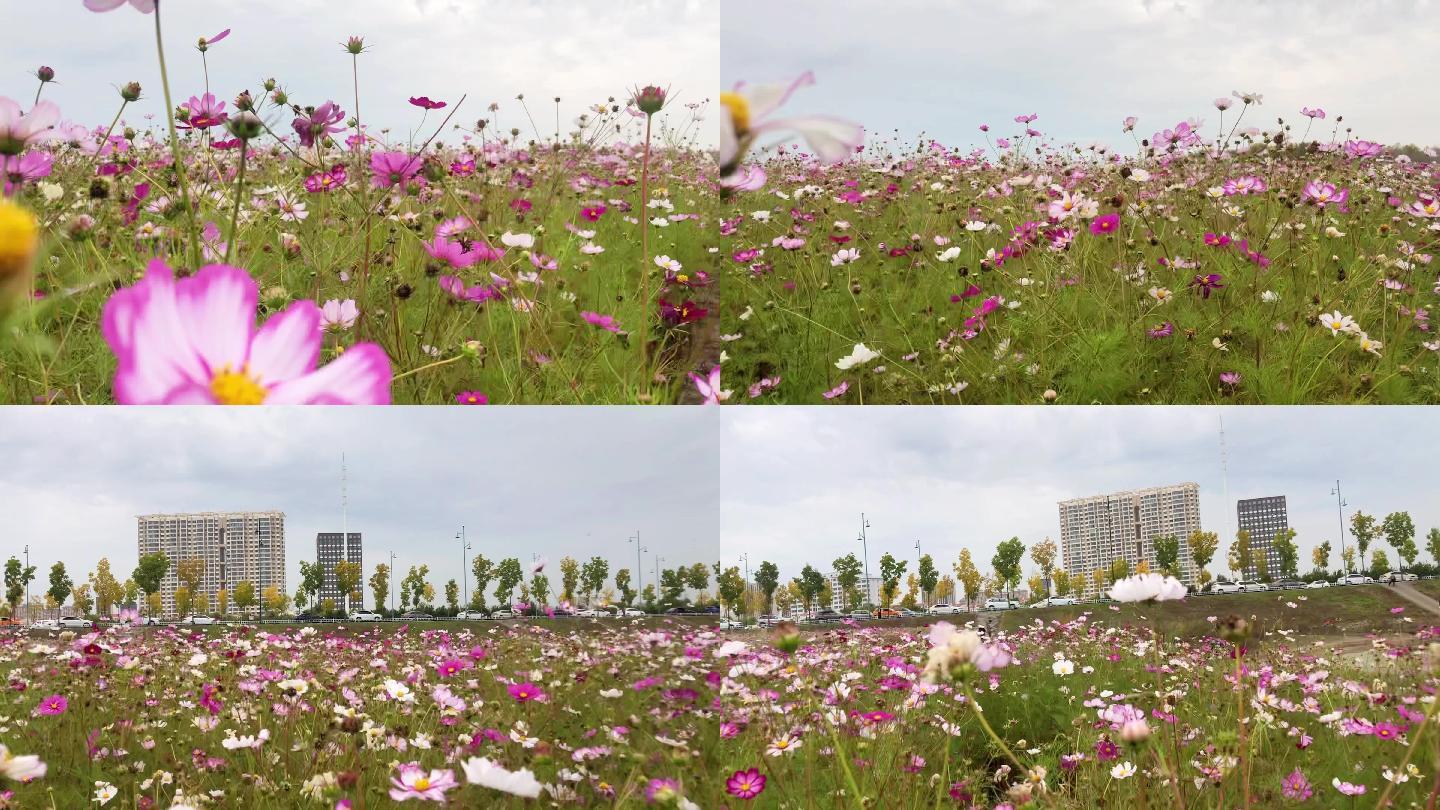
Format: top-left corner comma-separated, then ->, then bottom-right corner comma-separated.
0,1 -> 718,404
718,76 -> 1440,404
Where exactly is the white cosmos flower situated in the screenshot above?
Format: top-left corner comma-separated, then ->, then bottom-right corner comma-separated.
94,782 -> 118,806
715,640 -> 748,658
654,255 -> 682,272
1052,659 -> 1075,676
1108,573 -> 1186,603
1318,311 -> 1359,336
384,678 -> 415,702
1260,290 -> 1280,303
937,246 -> 962,262
0,744 -> 46,781
500,231 -> 534,249
831,248 -> 860,266
835,343 -> 881,370
1111,762 -> 1137,780
461,757 -> 544,798
1148,287 -> 1173,304
964,220 -> 989,231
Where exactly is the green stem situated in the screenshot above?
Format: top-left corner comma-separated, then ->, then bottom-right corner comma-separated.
969,692 -> 1022,769
87,100 -> 128,179
152,0 -> 201,268
1373,692 -> 1438,809
224,143 -> 247,265
639,113 -> 653,397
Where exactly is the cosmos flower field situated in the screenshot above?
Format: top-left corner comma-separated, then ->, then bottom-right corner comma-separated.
0,4 -> 717,405
718,94 -> 1440,404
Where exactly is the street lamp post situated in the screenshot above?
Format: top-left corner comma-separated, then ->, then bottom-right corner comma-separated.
629,533 -> 644,597
22,545 -> 29,627
458,526 -> 470,607
389,551 -> 396,615
654,556 -> 664,601
1332,481 -> 1349,575
914,539 -> 922,603
859,513 -> 871,606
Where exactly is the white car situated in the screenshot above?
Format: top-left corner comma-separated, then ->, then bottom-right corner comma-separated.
1305,579 -> 1331,589
577,608 -> 605,618
928,603 -> 963,615
1239,581 -> 1268,592
455,610 -> 487,620
348,611 -> 382,622
178,615 -> 216,625
1037,596 -> 1078,607
718,618 -> 743,630
616,607 -> 645,617
1210,581 -> 1242,594
58,616 -> 93,629
1382,571 -> 1418,583
1340,574 -> 1374,586
32,619 -> 60,630
983,598 -> 1018,611
489,609 -> 516,619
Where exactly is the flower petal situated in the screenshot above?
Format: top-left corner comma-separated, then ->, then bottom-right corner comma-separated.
172,264 -> 257,375
266,343 -> 392,404
247,300 -> 322,385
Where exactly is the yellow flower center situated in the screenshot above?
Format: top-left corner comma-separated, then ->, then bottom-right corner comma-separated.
210,365 -> 267,404
0,199 -> 39,273
720,92 -> 750,135
414,777 -> 430,791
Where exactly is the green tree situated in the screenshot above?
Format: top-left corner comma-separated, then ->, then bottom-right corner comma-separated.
445,579 -> 459,611
659,568 -> 686,606
1153,535 -> 1181,578
1351,512 -> 1378,563
954,549 -> 982,610
493,558 -> 523,607
878,553 -> 906,607
614,568 -> 634,607
1370,547 -> 1389,577
132,552 -> 170,614
297,561 -> 324,610
1382,512 -> 1416,571
686,562 -> 710,595
530,573 -> 550,609
4,557 -> 36,617
717,566 -> 746,614
1030,537 -> 1058,593
1312,541 -> 1332,574
89,558 -> 125,617
559,556 -> 580,602
369,564 -> 389,613
1053,569 -> 1072,598
917,554 -> 939,604
1107,557 -> 1131,584
753,561 -> 780,613
1186,530 -> 1219,583
795,565 -> 825,616
47,562 -> 73,608
992,537 -> 1026,599
832,553 -> 863,610
470,554 -> 494,610
176,557 -> 206,597
1227,529 -> 1254,578
1426,529 -> 1440,566
234,581 -> 256,615
1272,528 -> 1299,579
579,557 -> 610,606
334,559 -> 363,612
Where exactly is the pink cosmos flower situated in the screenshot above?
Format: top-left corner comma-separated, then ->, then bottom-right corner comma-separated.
507,682 -> 546,702
293,102 -> 346,148
83,0 -> 155,11
689,366 -> 721,405
1301,180 -> 1349,209
371,151 -> 422,188
720,71 -> 864,185
1089,214 -> 1120,235
0,98 -> 60,155
319,299 -> 358,332
408,96 -> 446,110
822,380 -> 850,399
180,93 -> 228,130
1332,779 -> 1366,796
102,260 -> 392,404
304,164 -> 347,193
1300,107 -> 1326,119
438,276 -> 500,304
3,151 -> 54,194
455,390 -> 488,405
36,694 -> 67,716
726,768 -> 766,800
389,763 -> 458,802
581,311 -> 624,334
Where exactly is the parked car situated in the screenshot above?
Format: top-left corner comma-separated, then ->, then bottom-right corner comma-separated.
848,610 -> 873,620
58,616 -> 94,628
1382,571 -> 1419,583
178,615 -> 216,625
812,609 -> 843,623
576,608 -> 604,618
1305,579 -> 1331,589
1340,574 -> 1374,585
294,612 -> 321,622
1272,580 -> 1306,590
32,619 -> 60,630
756,614 -> 781,627
983,597 -> 1019,611
399,611 -> 434,620
489,609 -> 516,619
718,618 -> 743,630
1037,596 -> 1078,607
928,603 -> 963,615
875,608 -> 902,619
348,611 -> 382,622
701,604 -> 721,614
455,610 -> 487,620
615,607 -> 646,617
1210,581 -> 1242,594
900,608 -> 926,618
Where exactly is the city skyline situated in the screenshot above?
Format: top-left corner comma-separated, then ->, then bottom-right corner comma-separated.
720,407 -> 1440,585
0,408 -> 719,610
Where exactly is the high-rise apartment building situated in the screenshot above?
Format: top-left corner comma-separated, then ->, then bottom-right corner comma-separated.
135,512 -> 285,617
1236,496 -> 1289,580
1058,483 -> 1203,591
316,532 -> 363,611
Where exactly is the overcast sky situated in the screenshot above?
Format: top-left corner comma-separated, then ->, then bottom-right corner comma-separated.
722,0 -> 1440,152
1,0 -> 716,145
721,407 -> 1439,584
0,408 -> 718,606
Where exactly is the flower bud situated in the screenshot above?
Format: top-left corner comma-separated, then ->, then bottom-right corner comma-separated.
262,77 -> 277,92
226,111 -> 263,141
632,85 -> 667,115
270,89 -> 289,106
35,66 -> 55,83
1119,719 -> 1151,744
344,36 -> 366,55
771,621 -> 802,654
234,90 -> 255,112
120,82 -> 143,103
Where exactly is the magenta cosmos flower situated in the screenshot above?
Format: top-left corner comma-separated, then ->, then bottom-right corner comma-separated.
180,93 -> 228,130
292,101 -> 346,147
102,260 -> 392,404
83,0 -> 155,11
1089,213 -> 1120,235
3,152 -> 54,194
726,768 -> 766,799
0,98 -> 60,156
408,96 -> 446,110
507,682 -> 546,702
371,151 -> 422,188
36,694 -> 67,716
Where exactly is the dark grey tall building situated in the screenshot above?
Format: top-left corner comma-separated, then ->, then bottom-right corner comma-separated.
316,532 -> 362,611
1236,496 -> 1289,580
